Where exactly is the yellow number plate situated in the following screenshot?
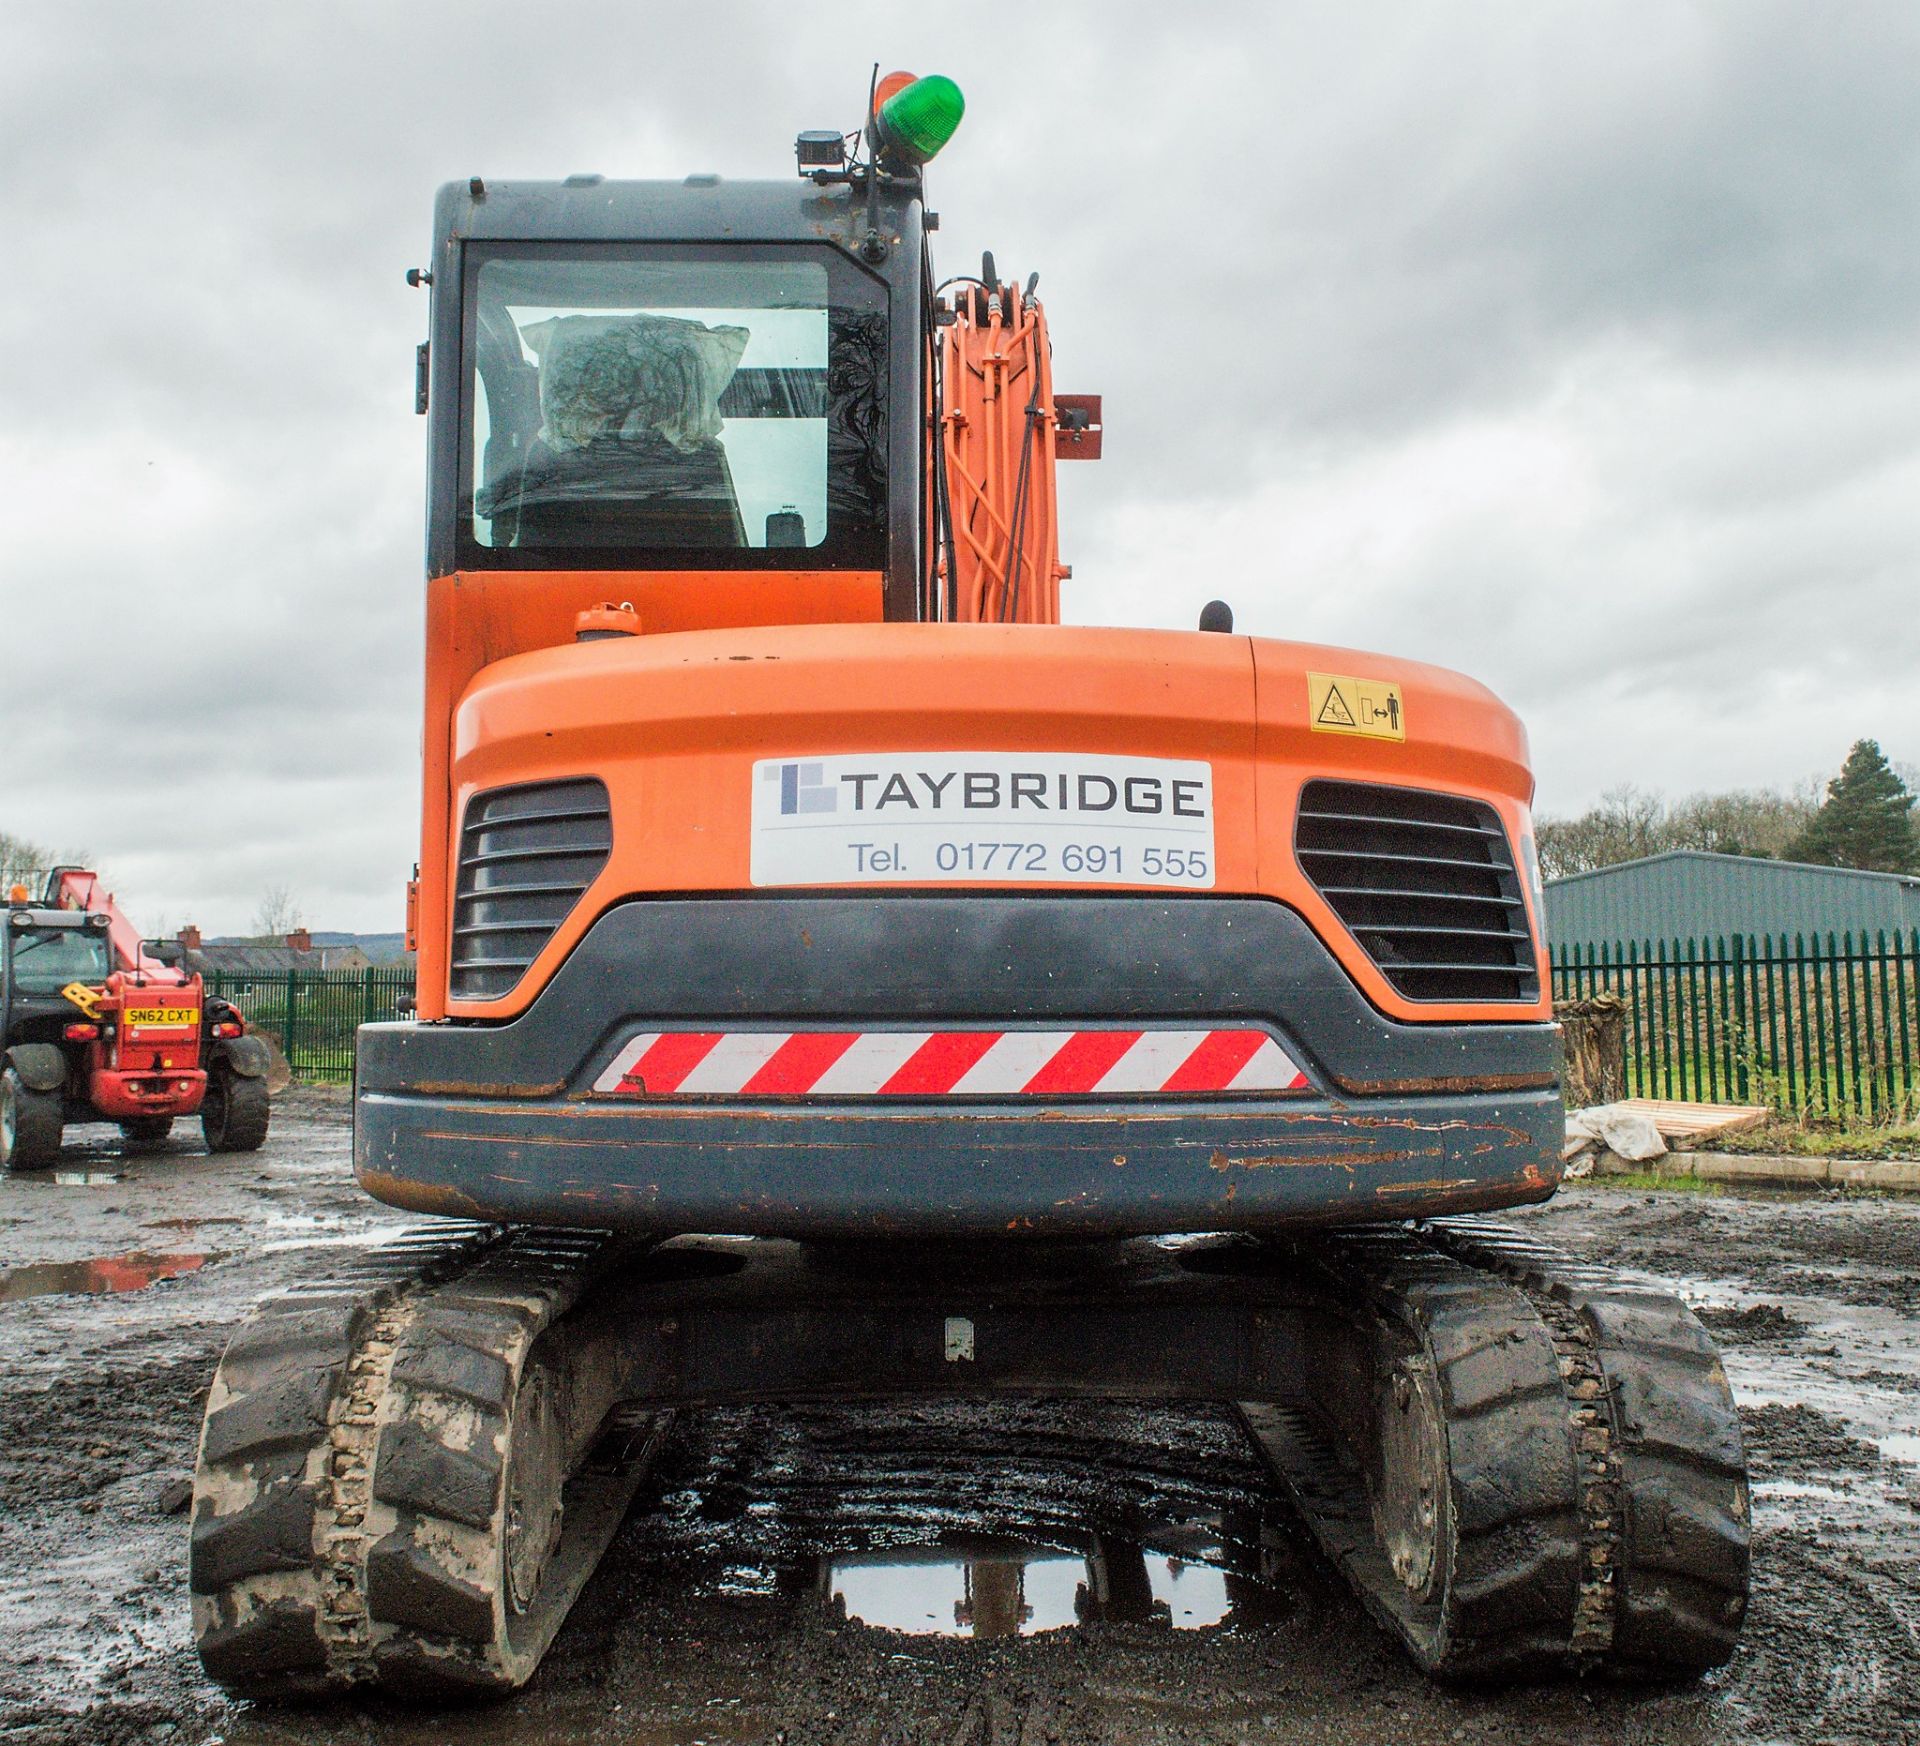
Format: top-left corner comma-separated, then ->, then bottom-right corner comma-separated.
125,1007 -> 199,1028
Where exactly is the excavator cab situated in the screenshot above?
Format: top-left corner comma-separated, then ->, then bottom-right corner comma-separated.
424,177 -> 922,616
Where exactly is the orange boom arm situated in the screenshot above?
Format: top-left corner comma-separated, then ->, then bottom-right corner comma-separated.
935,269 -> 1098,625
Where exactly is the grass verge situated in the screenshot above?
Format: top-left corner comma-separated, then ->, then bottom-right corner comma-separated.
1682,1117 -> 1920,1162
1600,1170 -> 1728,1195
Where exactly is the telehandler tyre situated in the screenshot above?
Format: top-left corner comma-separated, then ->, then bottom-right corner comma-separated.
202,1069 -> 269,1153
120,1116 -> 174,1149
1,1067 -> 64,1171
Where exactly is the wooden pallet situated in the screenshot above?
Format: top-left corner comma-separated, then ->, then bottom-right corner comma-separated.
1614,1098 -> 1771,1143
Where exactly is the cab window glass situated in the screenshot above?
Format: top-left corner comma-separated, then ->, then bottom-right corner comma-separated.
9,928 -> 109,995
464,249 -> 885,560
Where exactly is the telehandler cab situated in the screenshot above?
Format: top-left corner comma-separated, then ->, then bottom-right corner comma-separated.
191,72 -> 1748,1699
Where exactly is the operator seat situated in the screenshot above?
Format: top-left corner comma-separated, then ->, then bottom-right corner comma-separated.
500,429 -> 748,548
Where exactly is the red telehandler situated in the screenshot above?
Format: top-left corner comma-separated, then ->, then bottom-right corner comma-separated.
1,867 -> 271,1168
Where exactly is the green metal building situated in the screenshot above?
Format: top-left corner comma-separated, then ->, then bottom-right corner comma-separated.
1544,851 -> 1920,948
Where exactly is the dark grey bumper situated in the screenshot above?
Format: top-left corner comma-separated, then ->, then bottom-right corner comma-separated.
358,1084 -> 1561,1237
354,896 -> 1563,1237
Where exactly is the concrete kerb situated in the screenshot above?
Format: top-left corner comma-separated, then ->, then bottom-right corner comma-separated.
1591,1151 -> 1920,1193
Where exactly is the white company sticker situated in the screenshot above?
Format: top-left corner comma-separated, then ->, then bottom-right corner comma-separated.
751,753 -> 1216,889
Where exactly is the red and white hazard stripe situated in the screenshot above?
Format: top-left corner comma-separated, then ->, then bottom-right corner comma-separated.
592,1027 -> 1309,1098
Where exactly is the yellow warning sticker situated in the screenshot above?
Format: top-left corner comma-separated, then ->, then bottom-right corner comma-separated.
1308,672 -> 1406,741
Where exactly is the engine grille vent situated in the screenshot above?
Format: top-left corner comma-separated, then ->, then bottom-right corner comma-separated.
451,778 -> 611,1002
1295,779 -> 1538,1004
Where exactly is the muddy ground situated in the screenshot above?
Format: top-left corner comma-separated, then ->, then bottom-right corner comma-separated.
1,1098 -> 1917,1746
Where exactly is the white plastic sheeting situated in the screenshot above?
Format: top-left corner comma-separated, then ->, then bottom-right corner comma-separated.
1562,1103 -> 1669,1178
521,313 -> 750,453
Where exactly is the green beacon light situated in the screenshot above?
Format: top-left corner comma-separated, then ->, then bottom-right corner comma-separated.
873,74 -> 965,168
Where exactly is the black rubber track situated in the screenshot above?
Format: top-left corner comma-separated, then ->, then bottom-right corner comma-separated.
1241,1227 -> 1587,1680
1243,1220 -> 1749,1684
1424,1219 -> 1750,1677
190,1225 -> 505,1698
359,1228 -> 658,1697
191,1223 -> 666,1700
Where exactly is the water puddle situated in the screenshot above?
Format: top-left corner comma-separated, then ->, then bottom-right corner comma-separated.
50,1171 -> 123,1187
1754,1478 -> 1856,1505
258,1221 -> 414,1255
0,1250 -> 225,1303
629,1400 -> 1317,1654
823,1529 -> 1282,1638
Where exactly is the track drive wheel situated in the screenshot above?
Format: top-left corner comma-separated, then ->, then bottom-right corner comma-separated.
1243,1231 -> 1591,1680
1,1066 -> 63,1171
120,1115 -> 174,1149
191,1228 -> 661,1700
201,1068 -> 269,1153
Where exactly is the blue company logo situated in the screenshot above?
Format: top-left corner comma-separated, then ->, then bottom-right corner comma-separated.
767,762 -> 838,817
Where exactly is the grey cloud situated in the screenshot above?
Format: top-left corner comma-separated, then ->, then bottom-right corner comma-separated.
2,1 -> 1915,930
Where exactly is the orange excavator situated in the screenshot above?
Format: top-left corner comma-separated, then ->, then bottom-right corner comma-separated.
191,73 -> 1747,1699
2,868 -> 269,1167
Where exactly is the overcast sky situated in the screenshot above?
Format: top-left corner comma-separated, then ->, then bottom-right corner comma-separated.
2,2 -> 1915,934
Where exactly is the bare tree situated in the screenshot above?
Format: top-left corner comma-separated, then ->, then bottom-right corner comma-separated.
1536,787 -> 1667,880
1665,786 -> 1820,860
0,830 -> 91,897
1536,783 -> 1822,881
0,829 -> 55,895
252,884 -> 303,941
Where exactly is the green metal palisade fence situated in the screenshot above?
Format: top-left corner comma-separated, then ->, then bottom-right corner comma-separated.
200,944 -> 1920,1116
202,968 -> 415,1085
1552,931 -> 1920,1122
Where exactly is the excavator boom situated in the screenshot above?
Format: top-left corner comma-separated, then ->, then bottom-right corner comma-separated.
936,271 -> 1090,624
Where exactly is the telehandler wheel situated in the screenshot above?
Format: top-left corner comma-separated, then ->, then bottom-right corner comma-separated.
119,1115 -> 174,1149
201,1070 -> 269,1153
1,1067 -> 64,1172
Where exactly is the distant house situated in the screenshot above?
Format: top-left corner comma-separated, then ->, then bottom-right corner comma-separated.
1545,851 -> 1920,950
173,926 -> 373,978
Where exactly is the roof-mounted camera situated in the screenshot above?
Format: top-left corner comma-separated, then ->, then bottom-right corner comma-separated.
795,130 -> 847,176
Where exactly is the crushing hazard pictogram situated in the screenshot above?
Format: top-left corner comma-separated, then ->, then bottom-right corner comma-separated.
1317,686 -> 1357,727
1308,671 -> 1406,742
